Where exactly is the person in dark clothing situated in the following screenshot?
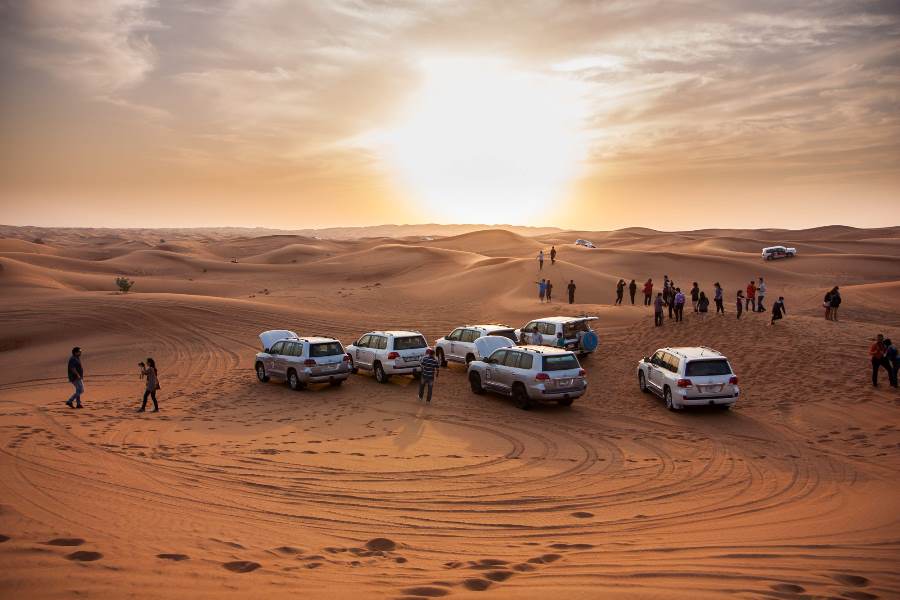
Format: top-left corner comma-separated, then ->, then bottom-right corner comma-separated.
139,358 -> 160,412
615,279 -> 625,305
770,297 -> 786,325
418,348 -> 440,402
654,293 -> 664,327
882,338 -> 898,387
550,246 -> 557,265
546,280 -> 553,302
567,280 -> 576,304
643,278 -> 653,306
736,290 -> 744,319
673,288 -> 685,322
830,286 -> 842,321
628,279 -> 637,304
690,282 -> 700,312
714,282 -> 724,314
870,334 -> 890,387
823,289 -> 833,320
698,291 -> 709,317
667,285 -> 676,320
66,347 -> 84,409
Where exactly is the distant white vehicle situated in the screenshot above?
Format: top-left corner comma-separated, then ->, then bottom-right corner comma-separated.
515,316 -> 599,356
575,239 -> 596,248
761,245 -> 796,260
346,330 -> 429,383
255,330 -> 350,390
434,324 -> 518,366
636,346 -> 740,411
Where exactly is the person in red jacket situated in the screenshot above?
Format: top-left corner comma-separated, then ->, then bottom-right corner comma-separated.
643,278 -> 653,306
745,280 -> 756,312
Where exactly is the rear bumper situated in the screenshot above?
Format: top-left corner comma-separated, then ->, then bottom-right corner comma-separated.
679,392 -> 739,406
384,363 -> 422,375
535,386 -> 586,401
301,367 -> 350,383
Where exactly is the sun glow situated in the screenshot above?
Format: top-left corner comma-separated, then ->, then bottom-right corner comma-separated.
375,58 -> 588,224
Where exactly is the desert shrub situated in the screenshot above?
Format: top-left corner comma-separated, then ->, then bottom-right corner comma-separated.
33,237 -> 45,245
115,276 -> 135,293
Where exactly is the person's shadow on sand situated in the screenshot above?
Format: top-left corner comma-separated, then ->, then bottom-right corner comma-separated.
393,405 -> 427,451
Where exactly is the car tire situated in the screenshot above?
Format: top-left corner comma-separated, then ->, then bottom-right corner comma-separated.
330,379 -> 343,387
256,362 -> 270,383
465,353 -> 475,365
469,372 -> 485,395
348,356 -> 358,374
717,403 -> 732,410
557,398 -> 573,407
287,369 -> 304,391
664,386 -> 678,411
436,348 -> 447,368
374,362 -> 390,384
512,384 -> 531,410
638,371 -> 648,393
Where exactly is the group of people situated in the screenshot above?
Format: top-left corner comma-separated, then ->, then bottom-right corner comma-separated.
535,278 -> 578,304
870,334 -> 899,388
823,286 -> 842,320
537,245 -> 558,270
640,276 -> 786,327
65,347 -> 161,412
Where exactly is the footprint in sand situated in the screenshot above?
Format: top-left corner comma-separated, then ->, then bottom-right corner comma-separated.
549,543 -> 593,550
770,583 -> 805,593
462,578 -> 493,591
66,551 -> 103,561
157,553 -> 189,561
0,535 -> 10,543
833,574 -> 870,587
223,560 -> 261,573
365,537 -> 397,552
401,586 -> 449,597
46,538 -> 85,546
527,553 -> 562,564
841,592 -> 878,600
571,512 -> 594,519
484,570 -> 514,582
513,563 -> 536,572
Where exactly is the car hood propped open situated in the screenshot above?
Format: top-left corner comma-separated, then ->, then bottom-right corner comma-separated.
259,330 -> 298,351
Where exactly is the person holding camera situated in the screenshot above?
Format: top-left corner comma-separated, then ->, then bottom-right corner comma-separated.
138,358 -> 160,412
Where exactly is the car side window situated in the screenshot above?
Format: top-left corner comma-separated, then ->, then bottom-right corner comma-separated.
448,329 -> 462,341
665,353 -> 680,373
356,335 -> 368,348
518,353 -> 533,369
462,329 -> 480,343
650,351 -> 662,366
523,322 -> 537,333
292,343 -> 304,357
273,341 -> 287,355
284,342 -> 295,356
491,349 -> 507,364
539,322 -> 556,336
503,351 -> 521,368
376,336 -> 388,350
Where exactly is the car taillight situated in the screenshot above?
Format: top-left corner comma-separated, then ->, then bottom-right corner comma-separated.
303,359 -> 317,367
578,369 -> 586,376
387,352 -> 400,360
676,378 -> 692,388
342,354 -> 350,362
535,373 -> 550,381
729,376 -> 738,384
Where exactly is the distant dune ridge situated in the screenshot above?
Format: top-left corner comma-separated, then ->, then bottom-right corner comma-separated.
0,224 -> 899,599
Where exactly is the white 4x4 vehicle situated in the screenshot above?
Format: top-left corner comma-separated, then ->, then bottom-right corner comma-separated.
468,338 -> 587,409
434,324 -> 518,366
761,245 -> 796,260
637,346 -> 739,411
255,330 -> 351,390
346,331 -> 429,383
516,316 -> 599,356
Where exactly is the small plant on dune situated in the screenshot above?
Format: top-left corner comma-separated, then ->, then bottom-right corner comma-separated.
33,237 -> 45,245
115,276 -> 135,293
159,238 -> 166,243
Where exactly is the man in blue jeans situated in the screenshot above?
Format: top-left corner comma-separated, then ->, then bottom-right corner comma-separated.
66,347 -> 84,409
418,348 -> 440,403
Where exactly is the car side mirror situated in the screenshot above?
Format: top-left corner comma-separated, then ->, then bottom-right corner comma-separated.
484,358 -> 494,364
642,356 -> 649,362
264,348 -> 270,353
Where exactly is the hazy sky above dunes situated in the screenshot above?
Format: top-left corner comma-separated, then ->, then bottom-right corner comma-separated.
1,1 -> 899,230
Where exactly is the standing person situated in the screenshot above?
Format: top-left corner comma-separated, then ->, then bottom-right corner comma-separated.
615,279 -> 625,305
550,245 -> 557,265
674,288 -> 686,322
690,282 -> 700,312
736,290 -> 744,319
823,289 -> 834,320
535,278 -> 547,302
745,280 -> 756,312
667,284 -> 676,320
546,280 -> 553,303
698,291 -> 709,317
663,275 -> 670,292
714,282 -> 725,314
757,277 -> 767,312
65,347 -> 84,409
138,358 -> 160,413
654,292 -> 664,327
537,250 -> 544,271
555,332 -> 566,348
884,338 -> 899,388
418,348 -> 440,403
643,278 -> 653,306
870,334 -> 890,387
770,297 -> 786,326
830,286 -> 842,321
628,279 -> 637,304
567,279 -> 577,304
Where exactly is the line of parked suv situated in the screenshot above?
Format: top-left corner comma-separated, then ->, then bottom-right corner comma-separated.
254,316 -> 740,412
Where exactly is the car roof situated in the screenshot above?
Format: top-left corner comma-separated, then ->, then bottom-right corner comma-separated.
659,346 -> 726,360
298,336 -> 341,344
515,345 -> 576,355
463,324 -> 513,331
366,330 -> 423,337
526,316 -> 598,324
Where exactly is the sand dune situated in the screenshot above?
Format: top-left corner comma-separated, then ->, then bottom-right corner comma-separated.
0,225 -> 898,599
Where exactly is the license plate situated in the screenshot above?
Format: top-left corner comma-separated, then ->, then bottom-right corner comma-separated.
701,385 -> 722,392
558,378 -> 572,386
404,356 -> 421,363
325,363 -> 339,371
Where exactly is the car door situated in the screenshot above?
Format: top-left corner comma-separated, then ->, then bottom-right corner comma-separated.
353,335 -> 371,368
483,349 -> 507,390
664,353 -> 681,387
460,329 -> 480,360
647,351 -> 666,392
498,350 -> 525,394
269,342 -> 287,377
520,322 -> 538,345
446,328 -> 463,360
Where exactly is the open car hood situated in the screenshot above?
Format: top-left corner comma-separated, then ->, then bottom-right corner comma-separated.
259,330 -> 298,351
474,335 -> 515,359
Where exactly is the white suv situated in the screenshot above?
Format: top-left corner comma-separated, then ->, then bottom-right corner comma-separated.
468,338 -> 587,409
637,347 -> 740,411
516,316 -> 599,356
434,324 -> 518,366
255,330 -> 351,390
761,245 -> 796,260
346,331 -> 429,383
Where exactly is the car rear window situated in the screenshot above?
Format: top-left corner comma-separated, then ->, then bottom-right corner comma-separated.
685,359 -> 732,376
542,354 -> 580,371
310,342 -> 343,357
489,329 -> 517,341
394,335 -> 427,350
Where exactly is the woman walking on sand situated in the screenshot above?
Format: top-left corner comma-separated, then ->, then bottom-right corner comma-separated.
138,358 -> 160,413
830,286 -> 841,321
654,292 -> 664,327
690,282 -> 700,312
615,279 -> 625,305
698,291 -> 709,318
714,282 -> 725,314
770,296 -> 786,326
736,290 -> 744,319
629,279 -> 637,304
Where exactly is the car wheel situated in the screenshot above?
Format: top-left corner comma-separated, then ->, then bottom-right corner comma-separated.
256,362 -> 270,383
348,356 -> 358,374
512,384 -> 531,410
329,379 -> 343,387
374,362 -> 390,384
469,372 -> 485,395
557,398 -> 573,407
664,386 -> 678,411
638,371 -> 648,393
436,348 -> 447,368
717,403 -> 732,410
465,353 -> 475,365
288,369 -> 304,391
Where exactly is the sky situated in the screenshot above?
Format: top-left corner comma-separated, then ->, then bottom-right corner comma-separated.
1,0 -> 898,231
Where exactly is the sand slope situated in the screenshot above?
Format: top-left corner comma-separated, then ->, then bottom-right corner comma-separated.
0,226 -> 898,599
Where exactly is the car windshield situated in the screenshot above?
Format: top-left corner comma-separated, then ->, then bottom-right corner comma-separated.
310,342 -> 344,357
489,329 -> 517,341
542,354 -> 580,371
394,336 -> 427,350
685,359 -> 732,377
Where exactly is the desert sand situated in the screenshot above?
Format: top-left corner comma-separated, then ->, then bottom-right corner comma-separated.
0,225 -> 898,599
